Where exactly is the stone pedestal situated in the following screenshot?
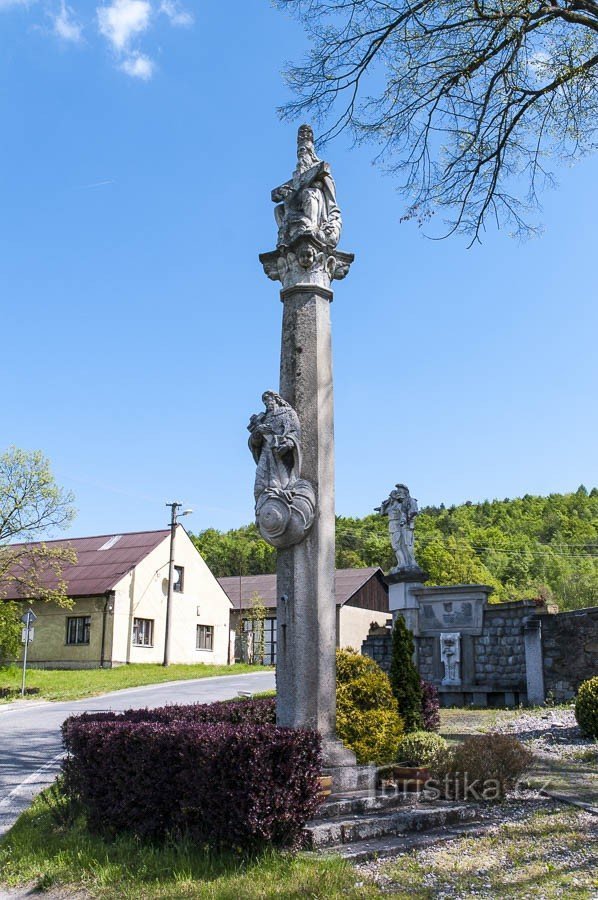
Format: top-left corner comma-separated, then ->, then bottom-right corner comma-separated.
387,579 -> 424,636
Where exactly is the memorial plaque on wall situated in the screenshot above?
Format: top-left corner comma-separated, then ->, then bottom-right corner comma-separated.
415,589 -> 488,636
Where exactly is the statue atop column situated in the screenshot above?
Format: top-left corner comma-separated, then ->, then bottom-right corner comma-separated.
259,125 -> 354,290
272,124 -> 342,251
377,484 -> 426,579
248,391 -> 315,549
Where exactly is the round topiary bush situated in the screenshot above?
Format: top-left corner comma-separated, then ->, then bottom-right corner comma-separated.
336,649 -> 404,764
397,731 -> 448,768
575,676 -> 598,738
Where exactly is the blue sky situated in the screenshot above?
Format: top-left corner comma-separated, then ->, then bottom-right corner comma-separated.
1,0 -> 596,539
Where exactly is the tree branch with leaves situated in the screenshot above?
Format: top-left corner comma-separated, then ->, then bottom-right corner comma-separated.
0,448 -> 76,662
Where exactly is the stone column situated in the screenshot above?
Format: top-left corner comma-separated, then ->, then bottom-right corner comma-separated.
253,126 -> 358,775
275,282 -> 335,736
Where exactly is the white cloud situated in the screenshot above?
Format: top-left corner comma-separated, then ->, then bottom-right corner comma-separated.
53,1 -> 82,41
97,0 -> 151,52
120,51 -> 154,79
159,0 -> 192,27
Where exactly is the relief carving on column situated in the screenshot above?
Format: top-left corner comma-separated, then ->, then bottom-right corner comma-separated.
248,391 -> 316,548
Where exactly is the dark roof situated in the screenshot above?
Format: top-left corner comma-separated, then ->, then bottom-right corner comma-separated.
219,567 -> 384,610
1,530 -> 170,600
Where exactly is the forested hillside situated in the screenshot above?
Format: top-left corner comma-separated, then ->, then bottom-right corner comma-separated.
191,487 -> 598,611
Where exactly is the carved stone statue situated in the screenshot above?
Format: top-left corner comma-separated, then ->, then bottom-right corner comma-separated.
248,391 -> 316,548
440,632 -> 462,685
259,125 -> 354,291
376,483 -> 423,576
272,124 -> 341,251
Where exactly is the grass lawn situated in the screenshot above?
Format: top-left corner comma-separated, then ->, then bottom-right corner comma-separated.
1,793 -> 596,898
0,663 -> 273,703
0,795 -> 379,900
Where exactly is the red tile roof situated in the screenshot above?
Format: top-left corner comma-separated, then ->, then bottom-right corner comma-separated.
219,567 -> 383,610
1,530 -> 170,600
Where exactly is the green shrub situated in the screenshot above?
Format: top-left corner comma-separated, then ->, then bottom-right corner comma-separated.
336,649 -> 404,764
575,676 -> 598,738
389,616 -> 423,732
397,731 -> 448,768
434,733 -> 533,800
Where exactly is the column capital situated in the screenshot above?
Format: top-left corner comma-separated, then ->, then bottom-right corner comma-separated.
260,236 -> 354,292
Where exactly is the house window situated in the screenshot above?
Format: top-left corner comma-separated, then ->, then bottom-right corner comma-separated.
242,616 -> 276,665
173,565 -> 184,593
196,624 -> 214,651
132,618 -> 154,647
66,616 -> 90,645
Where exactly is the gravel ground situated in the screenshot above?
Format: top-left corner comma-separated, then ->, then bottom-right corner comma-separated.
355,709 -> 598,897
490,707 -> 596,762
356,802 -> 597,898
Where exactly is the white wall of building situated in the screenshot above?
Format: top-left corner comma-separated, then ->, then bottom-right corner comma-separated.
337,605 -> 383,653
111,529 -> 232,665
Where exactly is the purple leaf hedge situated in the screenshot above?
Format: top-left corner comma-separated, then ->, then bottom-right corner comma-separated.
421,679 -> 441,732
61,698 -> 321,849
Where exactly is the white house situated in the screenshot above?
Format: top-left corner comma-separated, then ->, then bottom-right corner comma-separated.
3,528 -> 234,668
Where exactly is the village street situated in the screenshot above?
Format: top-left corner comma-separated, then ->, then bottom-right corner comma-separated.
0,670 -> 275,838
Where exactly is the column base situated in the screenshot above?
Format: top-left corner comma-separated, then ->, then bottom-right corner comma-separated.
321,737 -> 376,795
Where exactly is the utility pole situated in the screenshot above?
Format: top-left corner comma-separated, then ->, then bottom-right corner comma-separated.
163,501 -> 193,667
20,608 -> 36,697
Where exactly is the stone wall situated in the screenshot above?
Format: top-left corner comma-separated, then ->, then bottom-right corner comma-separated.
363,599 -> 598,707
472,601 -> 529,689
542,607 -> 598,702
362,624 -> 393,674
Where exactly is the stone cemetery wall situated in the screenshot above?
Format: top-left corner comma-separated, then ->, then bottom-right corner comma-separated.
542,607 -> 598,702
363,595 -> 598,707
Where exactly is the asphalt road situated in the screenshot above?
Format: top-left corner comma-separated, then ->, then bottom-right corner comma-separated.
0,670 -> 275,838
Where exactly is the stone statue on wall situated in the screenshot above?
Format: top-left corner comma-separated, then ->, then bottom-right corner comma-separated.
260,125 -> 354,290
377,483 -> 423,577
248,391 -> 316,549
440,632 -> 462,685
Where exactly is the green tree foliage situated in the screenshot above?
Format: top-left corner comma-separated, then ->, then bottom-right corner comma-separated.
191,489 -> 598,612
192,524 -> 275,578
389,616 -> 423,733
0,448 -> 76,663
335,649 -> 404,764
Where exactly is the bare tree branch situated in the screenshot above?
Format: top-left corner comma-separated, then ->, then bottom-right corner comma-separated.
277,0 -> 598,239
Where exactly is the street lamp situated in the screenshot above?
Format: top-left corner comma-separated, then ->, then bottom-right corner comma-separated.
163,501 -> 193,667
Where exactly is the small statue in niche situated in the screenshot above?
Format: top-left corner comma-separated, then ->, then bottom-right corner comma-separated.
376,483 -> 422,574
440,632 -> 462,685
248,391 -> 316,548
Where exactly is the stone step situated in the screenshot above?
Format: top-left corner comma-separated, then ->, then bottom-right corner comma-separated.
315,792 -> 418,821
305,803 -> 479,850
318,821 -> 489,862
